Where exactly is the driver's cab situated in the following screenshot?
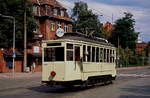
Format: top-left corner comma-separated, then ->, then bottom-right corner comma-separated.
42,40 -> 83,82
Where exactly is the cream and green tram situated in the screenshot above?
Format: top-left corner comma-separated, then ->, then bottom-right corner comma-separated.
42,33 -> 116,87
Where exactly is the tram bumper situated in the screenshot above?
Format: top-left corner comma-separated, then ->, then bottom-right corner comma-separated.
42,80 -> 82,87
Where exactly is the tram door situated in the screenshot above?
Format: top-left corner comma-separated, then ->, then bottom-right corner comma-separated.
75,46 -> 80,61
74,46 -> 82,76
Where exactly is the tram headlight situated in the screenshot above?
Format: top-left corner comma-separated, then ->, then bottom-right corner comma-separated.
51,71 -> 56,77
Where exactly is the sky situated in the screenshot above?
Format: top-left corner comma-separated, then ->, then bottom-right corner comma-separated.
58,0 -> 150,42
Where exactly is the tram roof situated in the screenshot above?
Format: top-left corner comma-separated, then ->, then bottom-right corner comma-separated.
56,32 -> 114,47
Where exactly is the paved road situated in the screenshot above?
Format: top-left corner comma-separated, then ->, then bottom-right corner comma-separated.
0,67 -> 150,98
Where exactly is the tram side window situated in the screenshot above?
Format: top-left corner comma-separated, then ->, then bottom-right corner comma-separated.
67,44 -> 73,49
87,46 -> 91,62
104,49 -> 106,62
112,50 -> 115,63
44,47 -> 64,62
44,48 -> 53,62
107,49 -> 109,62
92,47 -> 95,62
96,47 -> 99,62
67,51 -> 73,61
83,45 -> 86,62
110,50 -> 112,63
67,44 -> 73,61
100,48 -> 103,62
56,48 -> 64,61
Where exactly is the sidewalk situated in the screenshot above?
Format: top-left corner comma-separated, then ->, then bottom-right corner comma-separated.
0,66 -> 149,79
0,72 -> 41,79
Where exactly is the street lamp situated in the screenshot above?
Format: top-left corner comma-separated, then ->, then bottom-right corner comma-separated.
0,14 -> 16,76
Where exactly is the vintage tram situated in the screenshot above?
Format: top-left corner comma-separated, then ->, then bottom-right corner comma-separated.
42,33 -> 116,87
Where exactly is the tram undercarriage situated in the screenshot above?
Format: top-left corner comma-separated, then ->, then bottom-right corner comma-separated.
42,75 -> 116,87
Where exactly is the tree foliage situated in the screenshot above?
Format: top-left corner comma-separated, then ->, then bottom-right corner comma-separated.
118,47 -> 149,67
109,12 -> 139,50
0,0 -> 37,48
72,1 -> 102,37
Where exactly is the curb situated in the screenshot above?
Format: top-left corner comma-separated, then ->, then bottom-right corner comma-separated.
0,72 -> 41,79
117,66 -> 150,71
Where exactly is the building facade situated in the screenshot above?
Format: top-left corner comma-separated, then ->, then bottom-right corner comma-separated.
32,0 -> 72,40
136,42 -> 148,52
25,0 -> 72,72
0,0 -> 72,73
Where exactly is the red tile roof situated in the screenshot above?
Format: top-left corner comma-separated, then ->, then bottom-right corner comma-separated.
31,0 -> 66,10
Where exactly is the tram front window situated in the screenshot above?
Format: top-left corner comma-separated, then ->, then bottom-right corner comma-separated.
44,47 -> 64,62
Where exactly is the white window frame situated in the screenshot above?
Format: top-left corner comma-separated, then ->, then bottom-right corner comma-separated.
61,10 -> 64,17
33,5 -> 38,14
53,8 -> 58,15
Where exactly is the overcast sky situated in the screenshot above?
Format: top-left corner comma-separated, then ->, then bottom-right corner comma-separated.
58,0 -> 150,42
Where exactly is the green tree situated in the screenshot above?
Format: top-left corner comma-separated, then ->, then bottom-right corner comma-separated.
72,1 -> 102,37
109,12 -> 139,50
0,0 -> 37,48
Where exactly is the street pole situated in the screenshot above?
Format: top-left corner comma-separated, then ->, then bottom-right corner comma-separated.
0,14 -> 16,76
12,18 -> 16,76
23,1 -> 27,72
117,36 -> 120,67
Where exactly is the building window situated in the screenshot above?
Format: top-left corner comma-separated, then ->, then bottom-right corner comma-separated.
58,23 -> 61,28
33,5 -> 38,14
64,24 -> 68,32
58,9 -> 61,16
53,8 -> 58,15
68,25 -> 72,32
61,10 -> 65,17
46,5 -> 52,15
45,5 -> 48,15
51,23 -> 55,31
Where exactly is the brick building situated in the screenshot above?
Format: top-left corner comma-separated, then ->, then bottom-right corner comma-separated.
26,0 -> 72,72
102,22 -> 115,33
136,42 -> 148,52
0,0 -> 72,73
0,48 -> 23,73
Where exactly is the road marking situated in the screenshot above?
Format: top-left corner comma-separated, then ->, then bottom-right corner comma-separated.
117,74 -> 150,77
0,89 -> 31,96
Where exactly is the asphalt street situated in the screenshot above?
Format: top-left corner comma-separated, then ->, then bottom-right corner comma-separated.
0,66 -> 150,98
